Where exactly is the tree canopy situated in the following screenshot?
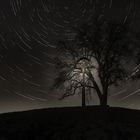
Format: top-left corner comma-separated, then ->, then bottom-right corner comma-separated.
53,16 -> 137,106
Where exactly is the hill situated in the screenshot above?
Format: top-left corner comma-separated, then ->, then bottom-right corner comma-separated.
0,106 -> 140,140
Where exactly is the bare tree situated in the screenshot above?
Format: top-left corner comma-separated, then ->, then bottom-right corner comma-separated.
53,17 -> 135,107
53,42 -> 96,107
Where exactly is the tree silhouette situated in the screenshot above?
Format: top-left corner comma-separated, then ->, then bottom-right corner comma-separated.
53,42 -> 96,107
53,17 -> 135,107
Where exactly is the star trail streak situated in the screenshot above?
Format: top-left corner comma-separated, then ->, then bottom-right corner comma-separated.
0,0 -> 139,112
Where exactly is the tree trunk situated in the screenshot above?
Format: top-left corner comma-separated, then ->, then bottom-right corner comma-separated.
82,86 -> 86,107
87,71 -> 109,107
100,95 -> 107,106
100,89 -> 108,107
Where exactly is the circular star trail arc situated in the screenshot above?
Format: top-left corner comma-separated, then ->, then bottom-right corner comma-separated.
0,0 -> 96,104
0,0 -> 139,111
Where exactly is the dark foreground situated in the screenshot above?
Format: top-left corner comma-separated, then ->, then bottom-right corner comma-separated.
0,106 -> 140,140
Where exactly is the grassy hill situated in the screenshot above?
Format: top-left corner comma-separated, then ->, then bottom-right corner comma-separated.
0,106 -> 140,140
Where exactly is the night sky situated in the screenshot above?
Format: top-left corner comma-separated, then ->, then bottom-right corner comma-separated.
0,0 -> 140,113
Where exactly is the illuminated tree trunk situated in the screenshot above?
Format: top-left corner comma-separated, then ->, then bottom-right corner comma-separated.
82,86 -> 86,107
89,70 -> 108,107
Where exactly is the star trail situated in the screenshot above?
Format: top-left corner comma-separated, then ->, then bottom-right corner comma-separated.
0,0 -> 139,113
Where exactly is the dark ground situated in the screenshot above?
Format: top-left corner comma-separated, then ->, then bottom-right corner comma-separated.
0,106 -> 140,140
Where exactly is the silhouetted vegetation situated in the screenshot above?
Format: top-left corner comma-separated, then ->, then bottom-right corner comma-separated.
53,16 -> 137,107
